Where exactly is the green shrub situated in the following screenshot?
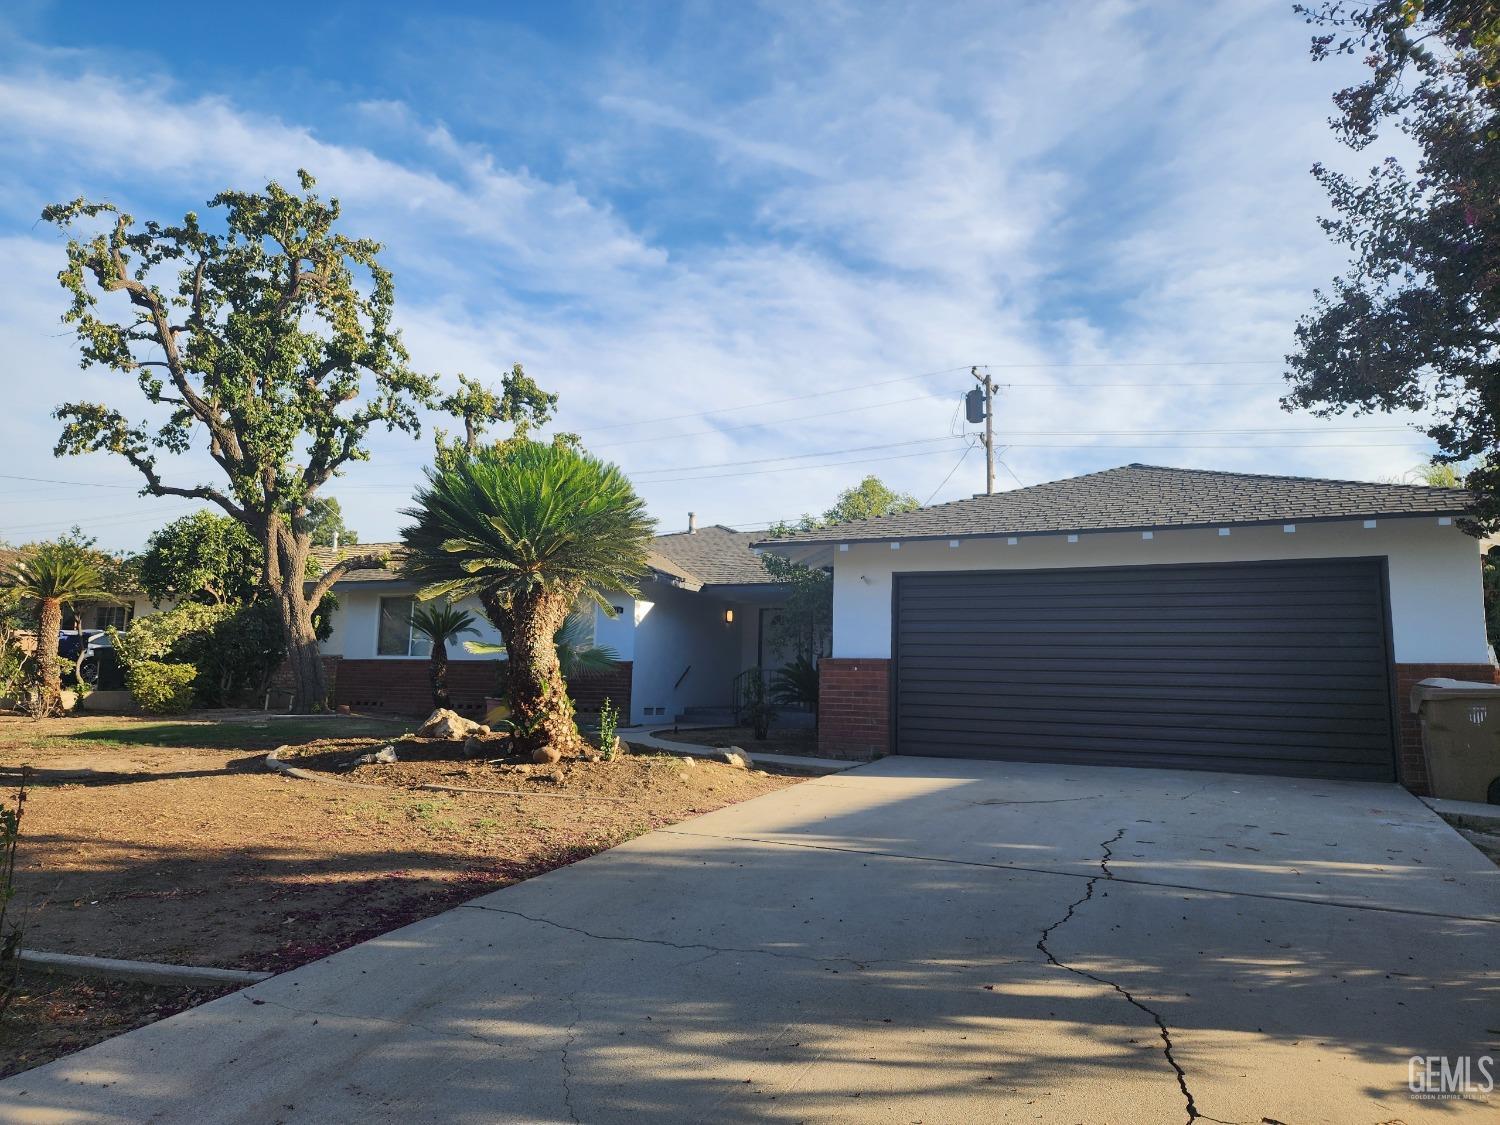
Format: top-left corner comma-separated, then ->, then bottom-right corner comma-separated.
110,603 -> 229,668
111,600 -> 299,707
126,660 -> 197,714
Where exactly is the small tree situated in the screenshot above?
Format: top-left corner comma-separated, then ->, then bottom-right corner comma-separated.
433,366 -> 565,472
410,602 -> 479,711
401,442 -> 653,756
43,173 -> 435,711
138,511 -> 262,606
763,474 -> 919,659
299,497 -> 359,547
1,544 -> 113,714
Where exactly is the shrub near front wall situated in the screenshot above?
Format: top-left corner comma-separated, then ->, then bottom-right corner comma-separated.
126,660 -> 197,715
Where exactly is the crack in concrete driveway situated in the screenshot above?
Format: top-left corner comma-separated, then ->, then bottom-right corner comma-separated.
1033,828 -> 1232,1125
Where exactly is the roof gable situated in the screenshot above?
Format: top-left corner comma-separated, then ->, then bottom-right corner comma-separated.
755,464 -> 1472,546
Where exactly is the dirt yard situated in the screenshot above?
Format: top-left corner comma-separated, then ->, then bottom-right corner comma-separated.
0,711 -> 799,1077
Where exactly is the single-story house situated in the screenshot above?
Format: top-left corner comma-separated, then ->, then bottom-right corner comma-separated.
757,463 -> 1490,793
313,518 -> 795,726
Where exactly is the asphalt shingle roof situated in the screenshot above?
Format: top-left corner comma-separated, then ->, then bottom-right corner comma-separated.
309,527 -> 775,589
647,524 -> 775,587
309,542 -> 404,584
754,464 -> 1473,547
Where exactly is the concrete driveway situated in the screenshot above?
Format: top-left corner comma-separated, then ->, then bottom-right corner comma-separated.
3,757 -> 1497,1123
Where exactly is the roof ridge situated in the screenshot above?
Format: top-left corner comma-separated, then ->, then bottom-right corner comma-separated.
1123,462 -> 1468,493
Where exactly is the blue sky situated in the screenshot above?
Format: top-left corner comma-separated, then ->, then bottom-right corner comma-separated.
0,1 -> 1434,550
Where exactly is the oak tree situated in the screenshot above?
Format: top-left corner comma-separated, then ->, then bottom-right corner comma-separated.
44,172 -> 435,710
1287,1 -> 1500,526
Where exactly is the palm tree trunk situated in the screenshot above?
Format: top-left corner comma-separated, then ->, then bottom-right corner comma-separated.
485,589 -> 579,756
34,597 -> 61,716
429,641 -> 450,710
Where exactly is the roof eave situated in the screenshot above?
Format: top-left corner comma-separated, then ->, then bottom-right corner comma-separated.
754,507 -> 1473,550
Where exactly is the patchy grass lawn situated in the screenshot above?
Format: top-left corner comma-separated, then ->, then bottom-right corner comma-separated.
0,711 -> 800,1078
649,724 -> 822,758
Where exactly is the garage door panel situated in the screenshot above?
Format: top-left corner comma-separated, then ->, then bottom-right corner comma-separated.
897,666 -> 1390,692
901,572 -> 1382,598
897,707 -> 1393,745
895,740 -> 1390,779
898,723 -> 1389,762
898,694 -> 1392,726
896,653 -> 1386,676
893,559 -> 1396,781
898,695 -> 1393,723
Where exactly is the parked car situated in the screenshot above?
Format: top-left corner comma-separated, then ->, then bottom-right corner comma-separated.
58,629 -> 113,686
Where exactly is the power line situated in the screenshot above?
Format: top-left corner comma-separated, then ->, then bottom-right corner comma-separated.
589,393 -> 936,450
580,360 -> 1287,435
995,425 -> 1418,436
628,434 -> 964,477
0,501 -> 202,537
637,446 -> 972,484
632,439 -> 1434,486
585,365 -> 973,432
925,441 -> 979,504
0,473 -> 139,490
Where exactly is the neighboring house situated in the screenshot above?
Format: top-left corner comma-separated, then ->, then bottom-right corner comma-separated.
758,463 -> 1489,794
311,518 -> 792,725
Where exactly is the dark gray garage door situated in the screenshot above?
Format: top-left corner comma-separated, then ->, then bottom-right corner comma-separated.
893,558 -> 1397,780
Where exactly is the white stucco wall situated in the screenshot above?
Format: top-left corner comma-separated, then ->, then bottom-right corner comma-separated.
626,583 -> 745,725
322,582 -> 505,659
830,517 -> 1488,665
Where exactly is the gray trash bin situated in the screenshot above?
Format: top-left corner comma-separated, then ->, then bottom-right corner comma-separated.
1409,677 -> 1500,803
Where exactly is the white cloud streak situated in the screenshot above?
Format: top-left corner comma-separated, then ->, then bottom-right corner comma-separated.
0,4 -> 1433,550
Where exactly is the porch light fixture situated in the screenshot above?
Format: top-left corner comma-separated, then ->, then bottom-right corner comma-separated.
1066,534 -> 1078,543
1007,537 -> 1018,546
1217,528 -> 1231,537
1283,524 -> 1296,533
1363,519 -> 1377,529
724,609 -> 734,624
1439,516 -> 1453,526
1141,531 -> 1153,540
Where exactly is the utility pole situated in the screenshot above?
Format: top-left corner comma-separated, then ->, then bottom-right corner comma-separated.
966,365 -> 998,494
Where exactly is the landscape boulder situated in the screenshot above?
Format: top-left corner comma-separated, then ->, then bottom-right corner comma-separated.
417,708 -> 482,740
718,748 -> 751,770
531,744 -> 562,765
353,745 -> 398,766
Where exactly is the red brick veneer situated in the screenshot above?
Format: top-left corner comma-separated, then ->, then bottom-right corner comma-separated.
266,656 -> 631,720
818,658 -> 890,759
1394,663 -> 1500,795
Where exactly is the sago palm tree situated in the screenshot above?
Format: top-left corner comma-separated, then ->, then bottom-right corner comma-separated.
1,544 -> 113,715
463,610 -> 620,678
409,602 -> 479,711
401,441 -> 653,756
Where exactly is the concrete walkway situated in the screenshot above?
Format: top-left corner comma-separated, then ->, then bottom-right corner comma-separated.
624,725 -> 855,774
3,757 -> 1497,1123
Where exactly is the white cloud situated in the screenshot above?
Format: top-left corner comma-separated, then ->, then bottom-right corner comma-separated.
0,5 -> 1436,550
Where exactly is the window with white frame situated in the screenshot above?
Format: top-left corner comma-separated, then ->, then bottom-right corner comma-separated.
377,596 -> 432,657
90,605 -> 130,631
